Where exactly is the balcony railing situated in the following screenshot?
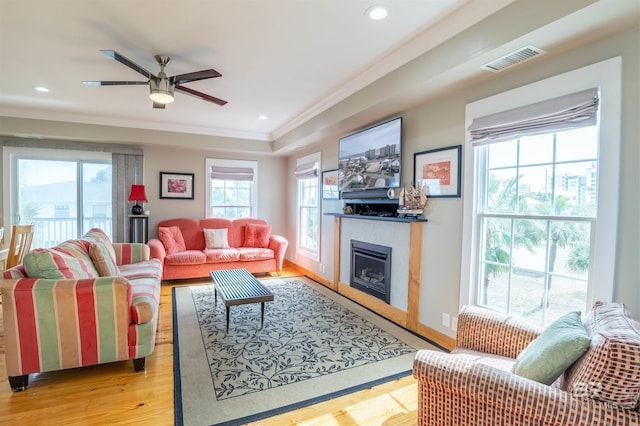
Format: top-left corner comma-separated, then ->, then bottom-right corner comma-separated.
26,217 -> 113,249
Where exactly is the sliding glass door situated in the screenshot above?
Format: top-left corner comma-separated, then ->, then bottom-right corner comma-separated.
11,151 -> 112,248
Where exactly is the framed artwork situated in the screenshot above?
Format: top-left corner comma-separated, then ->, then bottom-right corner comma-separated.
322,169 -> 339,200
413,145 -> 462,198
159,172 -> 194,199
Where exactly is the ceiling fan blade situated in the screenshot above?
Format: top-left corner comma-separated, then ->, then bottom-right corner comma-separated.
153,102 -> 166,109
100,49 -> 156,79
175,85 -> 227,106
82,81 -> 149,86
172,69 -> 222,85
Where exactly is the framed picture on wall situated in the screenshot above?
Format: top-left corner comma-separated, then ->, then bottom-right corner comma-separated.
159,172 -> 194,199
322,169 -> 339,200
413,145 -> 462,198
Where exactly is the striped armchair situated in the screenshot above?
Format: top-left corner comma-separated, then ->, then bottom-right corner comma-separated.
1,231 -> 162,392
413,303 -> 640,425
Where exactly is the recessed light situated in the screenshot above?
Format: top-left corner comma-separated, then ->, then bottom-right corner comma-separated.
33,86 -> 50,93
366,5 -> 388,21
258,115 -> 268,120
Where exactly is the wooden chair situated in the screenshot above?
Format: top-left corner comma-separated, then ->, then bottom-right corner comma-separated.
0,227 -> 6,271
5,224 -> 35,269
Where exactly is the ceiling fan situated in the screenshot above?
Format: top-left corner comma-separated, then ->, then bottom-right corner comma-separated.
82,50 -> 227,109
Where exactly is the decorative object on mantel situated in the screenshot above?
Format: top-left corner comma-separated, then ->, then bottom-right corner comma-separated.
128,184 -> 148,215
397,184 -> 428,218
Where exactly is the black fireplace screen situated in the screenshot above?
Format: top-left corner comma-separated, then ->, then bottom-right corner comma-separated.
350,240 -> 392,303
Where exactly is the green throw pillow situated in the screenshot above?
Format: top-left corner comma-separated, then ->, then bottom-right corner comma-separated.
513,311 -> 591,385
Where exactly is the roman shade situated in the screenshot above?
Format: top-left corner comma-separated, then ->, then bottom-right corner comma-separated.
468,88 -> 599,146
210,166 -> 254,181
294,161 -> 318,179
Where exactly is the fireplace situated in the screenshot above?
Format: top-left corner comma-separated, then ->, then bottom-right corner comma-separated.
350,240 -> 392,303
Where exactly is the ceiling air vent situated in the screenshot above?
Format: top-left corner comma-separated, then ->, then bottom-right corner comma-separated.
481,45 -> 546,72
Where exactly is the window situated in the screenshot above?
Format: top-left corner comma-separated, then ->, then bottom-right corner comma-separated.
461,58 -> 621,326
4,147 -> 113,248
476,128 -> 597,325
205,159 -> 257,218
296,153 -> 320,260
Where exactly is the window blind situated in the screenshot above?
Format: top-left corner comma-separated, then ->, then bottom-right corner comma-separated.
294,161 -> 318,179
210,165 -> 254,181
468,88 -> 599,146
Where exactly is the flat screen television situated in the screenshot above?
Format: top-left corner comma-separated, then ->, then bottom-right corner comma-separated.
338,117 -> 402,195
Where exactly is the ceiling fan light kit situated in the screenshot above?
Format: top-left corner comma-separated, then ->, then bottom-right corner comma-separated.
149,79 -> 174,104
83,50 -> 227,108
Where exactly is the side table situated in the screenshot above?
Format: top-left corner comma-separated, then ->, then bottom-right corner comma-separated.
128,214 -> 149,243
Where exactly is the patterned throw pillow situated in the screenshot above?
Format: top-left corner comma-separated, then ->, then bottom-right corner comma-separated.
89,241 -> 120,277
24,248 -> 97,279
82,228 -> 120,277
243,224 -> 271,248
54,239 -> 100,277
204,228 -> 230,249
158,226 -> 187,254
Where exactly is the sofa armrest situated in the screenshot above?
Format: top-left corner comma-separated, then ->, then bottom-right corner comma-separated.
1,277 -> 133,376
268,234 -> 288,272
455,305 -> 543,359
112,243 -> 150,266
413,350 -> 639,426
148,238 -> 166,263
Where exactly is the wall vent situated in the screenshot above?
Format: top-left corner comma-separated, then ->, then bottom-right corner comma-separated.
481,45 -> 546,72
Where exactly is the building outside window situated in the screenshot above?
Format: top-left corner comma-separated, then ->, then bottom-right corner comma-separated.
205,159 -> 257,218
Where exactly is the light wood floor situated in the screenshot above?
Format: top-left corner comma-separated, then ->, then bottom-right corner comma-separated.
0,267 -> 420,425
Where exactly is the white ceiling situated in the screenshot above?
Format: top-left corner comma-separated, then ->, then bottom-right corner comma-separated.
0,0 -> 638,152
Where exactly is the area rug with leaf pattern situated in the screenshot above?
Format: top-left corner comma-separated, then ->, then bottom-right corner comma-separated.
173,276 -> 440,426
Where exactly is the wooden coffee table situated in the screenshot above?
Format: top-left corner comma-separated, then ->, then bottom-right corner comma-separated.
210,269 -> 274,331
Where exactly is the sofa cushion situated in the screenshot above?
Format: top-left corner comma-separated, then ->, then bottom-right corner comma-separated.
239,247 -> 274,261
204,248 -> 240,263
129,276 -> 160,325
204,228 -> 230,249
23,248 -> 97,279
89,241 -> 121,277
54,239 -> 100,276
513,311 -> 591,385
564,302 -> 640,410
81,228 -> 120,274
164,250 -> 207,266
159,226 -> 187,254
83,228 -> 116,254
118,259 -> 163,281
450,348 -> 516,372
3,265 -> 27,279
243,223 -> 271,248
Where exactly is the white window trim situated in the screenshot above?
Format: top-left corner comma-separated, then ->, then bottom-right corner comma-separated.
296,152 -> 321,261
460,57 -> 621,312
205,158 -> 257,218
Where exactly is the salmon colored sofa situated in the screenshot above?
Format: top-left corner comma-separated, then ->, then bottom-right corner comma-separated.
148,218 -> 288,280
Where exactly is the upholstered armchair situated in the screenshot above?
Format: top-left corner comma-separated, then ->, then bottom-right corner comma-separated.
413,303 -> 640,425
